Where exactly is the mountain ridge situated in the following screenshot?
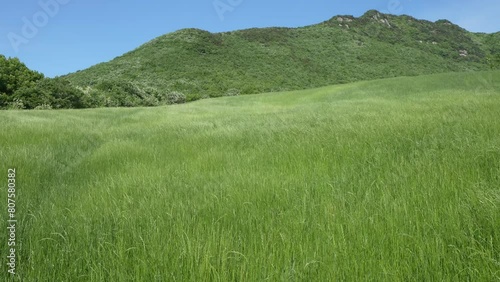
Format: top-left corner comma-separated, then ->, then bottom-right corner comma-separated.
63,9 -> 500,106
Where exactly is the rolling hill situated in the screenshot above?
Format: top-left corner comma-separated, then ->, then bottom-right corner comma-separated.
1,71 -> 499,280
65,10 -> 500,103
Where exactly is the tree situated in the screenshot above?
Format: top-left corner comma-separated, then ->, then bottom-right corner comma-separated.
0,55 -> 44,107
12,84 -> 52,109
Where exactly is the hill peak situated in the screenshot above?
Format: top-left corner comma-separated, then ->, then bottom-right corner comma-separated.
361,9 -> 386,18
325,10 -> 400,28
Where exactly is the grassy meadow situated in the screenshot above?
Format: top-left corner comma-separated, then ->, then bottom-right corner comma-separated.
1,71 -> 499,281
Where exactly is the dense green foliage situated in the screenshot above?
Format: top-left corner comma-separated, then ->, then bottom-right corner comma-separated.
0,55 -> 189,109
66,10 -> 500,103
1,71 -> 499,280
0,55 -> 88,109
13,78 -> 86,109
0,55 -> 44,108
83,80 -> 187,107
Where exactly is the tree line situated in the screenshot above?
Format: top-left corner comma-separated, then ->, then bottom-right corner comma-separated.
0,55 -> 187,110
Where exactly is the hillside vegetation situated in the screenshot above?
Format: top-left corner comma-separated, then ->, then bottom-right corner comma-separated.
63,10 -> 500,106
0,55 -> 87,110
1,10 -> 499,109
1,71 -> 499,280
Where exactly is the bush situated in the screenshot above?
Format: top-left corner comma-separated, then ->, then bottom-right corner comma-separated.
81,88 -> 106,108
224,88 -> 241,97
141,86 -> 161,106
165,91 -> 186,104
7,99 -> 25,110
42,78 -> 86,109
91,80 -> 162,107
34,104 -> 53,110
12,84 -> 52,109
13,78 -> 85,109
487,54 -> 500,69
72,81 -> 168,108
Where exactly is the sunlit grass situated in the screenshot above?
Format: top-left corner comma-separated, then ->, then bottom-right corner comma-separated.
1,71 -> 499,281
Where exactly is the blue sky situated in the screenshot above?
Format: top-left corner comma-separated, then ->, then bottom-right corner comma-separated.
1,0 -> 499,77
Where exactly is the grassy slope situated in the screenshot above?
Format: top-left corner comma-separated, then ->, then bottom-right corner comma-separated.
65,10 -> 499,101
1,71 -> 500,281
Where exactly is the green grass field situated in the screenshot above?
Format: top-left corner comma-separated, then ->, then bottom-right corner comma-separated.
1,71 -> 499,281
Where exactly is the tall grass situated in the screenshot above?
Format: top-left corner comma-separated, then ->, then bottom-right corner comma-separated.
1,71 -> 499,281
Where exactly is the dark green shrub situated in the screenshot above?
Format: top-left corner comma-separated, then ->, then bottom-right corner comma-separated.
41,78 -> 86,109
12,84 -> 52,109
13,78 -> 85,109
92,80 -> 144,107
